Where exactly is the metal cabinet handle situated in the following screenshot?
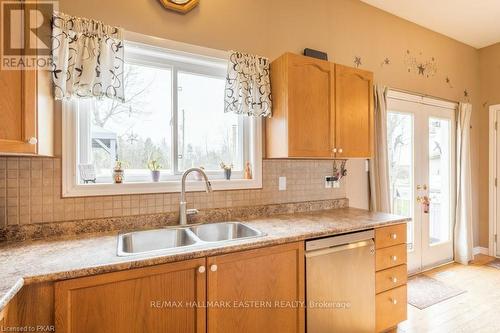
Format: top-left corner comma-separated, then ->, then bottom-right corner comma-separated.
390,233 -> 398,240
198,266 -> 206,273
338,148 -> 343,154
390,298 -> 398,305
391,255 -> 398,262
391,277 -> 398,283
27,137 -> 38,145
332,148 -> 337,153
210,264 -> 218,272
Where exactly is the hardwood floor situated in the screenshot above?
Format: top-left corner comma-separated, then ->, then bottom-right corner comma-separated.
398,255 -> 500,333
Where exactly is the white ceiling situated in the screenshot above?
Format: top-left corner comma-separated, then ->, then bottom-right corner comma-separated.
360,0 -> 500,49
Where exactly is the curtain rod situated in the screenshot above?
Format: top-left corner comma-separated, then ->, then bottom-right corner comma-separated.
387,86 -> 460,105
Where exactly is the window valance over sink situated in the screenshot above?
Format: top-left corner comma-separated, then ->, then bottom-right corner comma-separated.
224,51 -> 272,118
51,12 -> 125,101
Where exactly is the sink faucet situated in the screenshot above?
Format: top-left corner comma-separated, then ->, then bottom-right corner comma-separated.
180,167 -> 212,225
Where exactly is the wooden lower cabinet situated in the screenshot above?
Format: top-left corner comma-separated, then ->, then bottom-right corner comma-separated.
0,306 -> 6,329
375,285 -> 407,332
55,258 -> 206,333
0,282 -> 54,331
207,242 -> 305,333
375,224 -> 408,332
54,242 -> 304,333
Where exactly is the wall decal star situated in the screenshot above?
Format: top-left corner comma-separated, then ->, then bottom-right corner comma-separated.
354,56 -> 362,68
404,50 -> 437,78
445,76 -> 453,88
464,89 -> 469,98
417,64 -> 425,75
380,57 -> 390,67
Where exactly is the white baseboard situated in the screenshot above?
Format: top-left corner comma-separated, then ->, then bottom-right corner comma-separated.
473,247 -> 489,256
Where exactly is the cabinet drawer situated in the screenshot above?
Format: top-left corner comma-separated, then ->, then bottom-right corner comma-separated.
375,224 -> 406,249
376,285 -> 407,332
376,244 -> 407,271
376,265 -> 407,294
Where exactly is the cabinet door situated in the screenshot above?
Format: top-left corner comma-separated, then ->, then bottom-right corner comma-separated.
287,54 -> 335,158
0,0 -> 37,154
55,259 -> 206,333
207,242 -> 305,333
335,64 -> 373,158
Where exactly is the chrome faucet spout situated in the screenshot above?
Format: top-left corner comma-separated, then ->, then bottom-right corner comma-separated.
179,168 -> 212,225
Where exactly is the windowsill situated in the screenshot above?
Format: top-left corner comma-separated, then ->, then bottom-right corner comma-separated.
62,178 -> 262,197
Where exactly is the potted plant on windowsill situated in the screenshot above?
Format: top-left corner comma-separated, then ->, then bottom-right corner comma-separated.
148,160 -> 162,182
220,162 -> 233,180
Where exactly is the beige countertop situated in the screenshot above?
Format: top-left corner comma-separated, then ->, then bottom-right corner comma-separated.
0,207 -> 408,311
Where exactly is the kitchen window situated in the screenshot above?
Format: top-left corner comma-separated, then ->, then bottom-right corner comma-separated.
62,35 -> 262,197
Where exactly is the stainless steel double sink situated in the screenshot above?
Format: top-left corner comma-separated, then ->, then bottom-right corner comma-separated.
117,222 -> 265,256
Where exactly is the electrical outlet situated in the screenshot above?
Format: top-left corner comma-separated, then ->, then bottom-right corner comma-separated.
325,176 -> 333,188
279,176 -> 286,191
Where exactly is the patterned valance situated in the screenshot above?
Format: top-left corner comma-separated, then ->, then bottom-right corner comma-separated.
51,12 -> 125,101
224,51 -> 272,117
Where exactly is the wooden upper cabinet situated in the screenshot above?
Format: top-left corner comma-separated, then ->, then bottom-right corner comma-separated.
0,0 -> 53,156
0,43 -> 37,153
54,258 -> 207,333
266,53 -> 374,159
266,53 -> 335,158
207,242 -> 305,333
334,64 -> 373,158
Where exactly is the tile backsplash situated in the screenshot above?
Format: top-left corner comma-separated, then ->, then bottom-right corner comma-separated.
0,157 -> 345,228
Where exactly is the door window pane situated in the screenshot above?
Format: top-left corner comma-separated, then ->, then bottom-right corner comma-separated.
428,118 -> 451,245
387,112 -> 415,250
177,72 -> 243,172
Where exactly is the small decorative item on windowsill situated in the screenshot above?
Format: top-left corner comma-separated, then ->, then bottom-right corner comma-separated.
148,160 -> 162,182
193,166 -> 205,181
113,160 -> 125,184
220,162 -> 233,180
244,161 -> 252,180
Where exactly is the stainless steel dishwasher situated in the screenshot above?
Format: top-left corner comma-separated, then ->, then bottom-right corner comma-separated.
306,230 -> 375,333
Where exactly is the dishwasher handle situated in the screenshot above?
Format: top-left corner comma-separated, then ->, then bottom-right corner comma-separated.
305,239 -> 374,258
306,229 -> 374,252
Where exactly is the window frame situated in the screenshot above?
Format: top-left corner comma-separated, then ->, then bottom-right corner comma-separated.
62,32 -> 262,197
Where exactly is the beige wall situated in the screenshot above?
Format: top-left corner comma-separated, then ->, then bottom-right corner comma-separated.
478,43 -> 500,247
58,0 -> 482,245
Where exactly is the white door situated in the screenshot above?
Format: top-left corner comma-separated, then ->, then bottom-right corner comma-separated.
493,107 -> 500,257
387,92 -> 456,273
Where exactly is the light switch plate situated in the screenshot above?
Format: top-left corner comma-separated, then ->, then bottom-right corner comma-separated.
279,177 -> 286,191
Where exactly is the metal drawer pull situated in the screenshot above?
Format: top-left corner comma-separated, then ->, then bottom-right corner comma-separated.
391,255 -> 398,262
210,264 -> 218,272
391,277 -> 398,283
338,148 -> 343,153
198,266 -> 206,273
390,298 -> 398,305
390,233 -> 398,240
28,137 -> 38,145
332,148 -> 337,153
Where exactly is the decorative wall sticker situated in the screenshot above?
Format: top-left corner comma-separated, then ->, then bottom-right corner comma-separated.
380,57 -> 390,67
354,56 -> 362,68
404,50 -> 437,78
463,89 -> 469,98
445,76 -> 453,88
158,0 -> 199,13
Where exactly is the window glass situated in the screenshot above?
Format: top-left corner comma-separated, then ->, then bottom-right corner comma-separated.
177,71 -> 243,172
75,45 -> 250,186
80,64 -> 173,184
